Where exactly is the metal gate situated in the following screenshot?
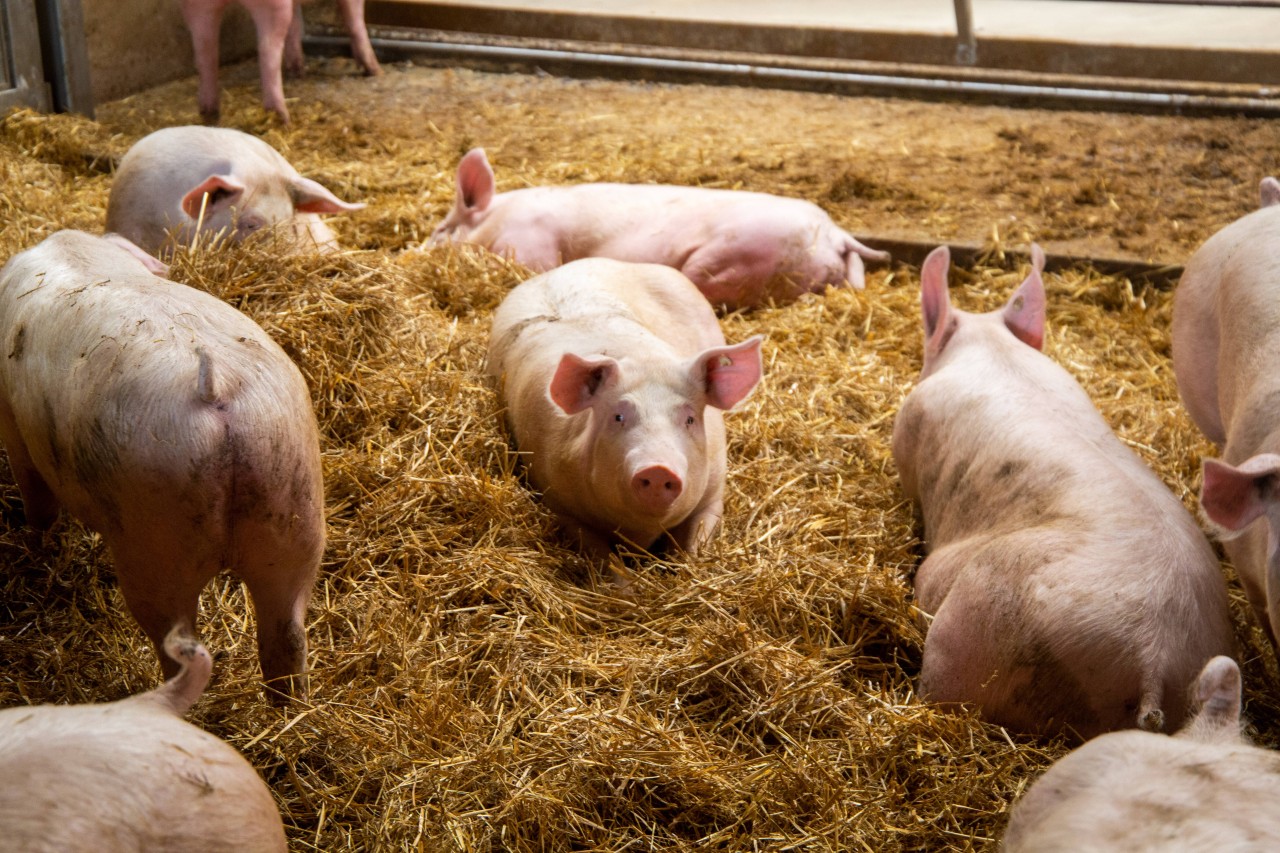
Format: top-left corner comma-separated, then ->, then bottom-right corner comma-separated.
0,0 -> 51,111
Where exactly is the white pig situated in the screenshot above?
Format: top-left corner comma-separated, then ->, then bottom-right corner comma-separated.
0,230 -> 324,700
892,245 -> 1233,739
179,0 -> 381,124
1174,178 -> 1280,646
487,258 -> 763,554
432,148 -> 890,311
106,125 -> 364,258
1002,656 -> 1280,851
0,628 -> 288,852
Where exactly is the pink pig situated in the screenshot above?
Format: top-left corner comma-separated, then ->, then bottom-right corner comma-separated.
433,148 -> 890,311
179,0 -> 381,124
106,125 -> 364,258
0,629 -> 287,852
0,230 -> 324,700
487,258 -> 763,554
892,246 -> 1233,739
1003,656 -> 1280,850
1173,177 -> 1280,647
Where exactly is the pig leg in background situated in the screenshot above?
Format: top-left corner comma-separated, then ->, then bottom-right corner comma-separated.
179,0 -> 231,124
284,0 -> 305,76
0,403 -> 59,530
109,538 -> 209,682
244,0 -> 295,123
338,0 -> 382,76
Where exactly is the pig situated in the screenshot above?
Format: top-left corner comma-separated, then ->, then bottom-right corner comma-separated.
0,230 -> 324,700
1172,178 -> 1280,647
0,628 -> 288,852
487,257 -> 763,555
179,0 -> 381,124
431,148 -> 890,311
1002,656 -> 1280,851
106,125 -> 365,259
891,245 -> 1233,739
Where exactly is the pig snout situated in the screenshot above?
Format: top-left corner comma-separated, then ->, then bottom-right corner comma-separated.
631,464 -> 684,513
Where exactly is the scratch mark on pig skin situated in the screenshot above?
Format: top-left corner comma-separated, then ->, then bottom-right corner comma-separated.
180,769 -> 215,795
8,325 -> 24,360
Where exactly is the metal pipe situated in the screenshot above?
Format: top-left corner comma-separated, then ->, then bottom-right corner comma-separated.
953,0 -> 977,66
307,34 -> 1280,116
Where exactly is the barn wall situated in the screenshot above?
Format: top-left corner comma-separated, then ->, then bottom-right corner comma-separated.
83,0 -> 256,104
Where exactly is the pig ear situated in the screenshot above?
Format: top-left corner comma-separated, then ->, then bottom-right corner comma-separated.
695,335 -> 764,411
1201,455 -> 1280,533
1192,656 -> 1242,732
549,353 -> 618,415
1261,177 -> 1280,209
102,232 -> 169,277
1001,245 -> 1046,350
920,246 -> 952,344
181,174 -> 247,219
291,176 -> 366,214
457,148 -> 495,213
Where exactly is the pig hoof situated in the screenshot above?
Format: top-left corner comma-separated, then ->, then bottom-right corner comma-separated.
199,108 -> 220,126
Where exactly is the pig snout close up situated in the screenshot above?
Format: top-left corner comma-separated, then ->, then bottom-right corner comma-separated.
106,125 -> 364,259
891,245 -> 1234,740
488,257 -> 764,557
433,147 -> 889,310
1002,656 -> 1280,852
0,627 -> 288,853
1172,177 -> 1280,649
179,0 -> 381,125
0,230 -> 325,702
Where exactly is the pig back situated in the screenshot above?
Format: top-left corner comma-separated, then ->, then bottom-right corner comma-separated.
0,701 -> 287,852
1173,204 -> 1280,446
0,233 -> 319,539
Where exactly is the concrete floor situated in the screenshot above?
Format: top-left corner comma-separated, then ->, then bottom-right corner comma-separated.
365,0 -> 1280,86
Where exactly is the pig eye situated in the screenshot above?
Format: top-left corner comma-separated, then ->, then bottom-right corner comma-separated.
614,413 -> 624,423
685,415 -> 695,426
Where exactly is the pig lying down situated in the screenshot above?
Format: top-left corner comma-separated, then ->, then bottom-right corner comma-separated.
1002,656 -> 1280,851
180,0 -> 381,124
106,125 -> 364,258
0,629 -> 287,853
0,230 -> 324,700
892,246 -> 1233,739
1173,177 -> 1280,648
433,148 -> 890,311
488,258 -> 763,555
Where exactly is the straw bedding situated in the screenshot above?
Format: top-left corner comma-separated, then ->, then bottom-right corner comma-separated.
1,58 -> 1279,851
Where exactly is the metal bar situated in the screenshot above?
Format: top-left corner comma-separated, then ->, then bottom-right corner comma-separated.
306,34 -> 1280,117
953,0 -> 977,66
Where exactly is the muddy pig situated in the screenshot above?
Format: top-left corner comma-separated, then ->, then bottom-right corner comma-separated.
432,147 -> 889,311
179,0 -> 381,124
891,245 -> 1233,739
488,258 -> 763,554
1002,656 -> 1280,851
1173,178 -> 1280,647
0,628 -> 287,852
0,230 -> 324,700
106,125 -> 364,258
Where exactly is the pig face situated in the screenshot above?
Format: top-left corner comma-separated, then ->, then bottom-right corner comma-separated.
430,148 -> 495,246
179,172 -> 363,248
549,336 -> 762,531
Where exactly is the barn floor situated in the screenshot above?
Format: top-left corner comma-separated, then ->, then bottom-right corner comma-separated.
2,57 -> 1280,851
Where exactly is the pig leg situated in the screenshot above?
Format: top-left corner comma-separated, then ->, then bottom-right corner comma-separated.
337,0 -> 382,76
0,400 -> 59,529
110,546 -> 209,682
244,0 -> 295,123
179,0 -> 231,124
233,515 -> 323,702
283,0 -> 305,77
666,497 -> 723,556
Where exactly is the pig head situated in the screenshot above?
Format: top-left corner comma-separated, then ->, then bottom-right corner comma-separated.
106,125 -> 364,258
